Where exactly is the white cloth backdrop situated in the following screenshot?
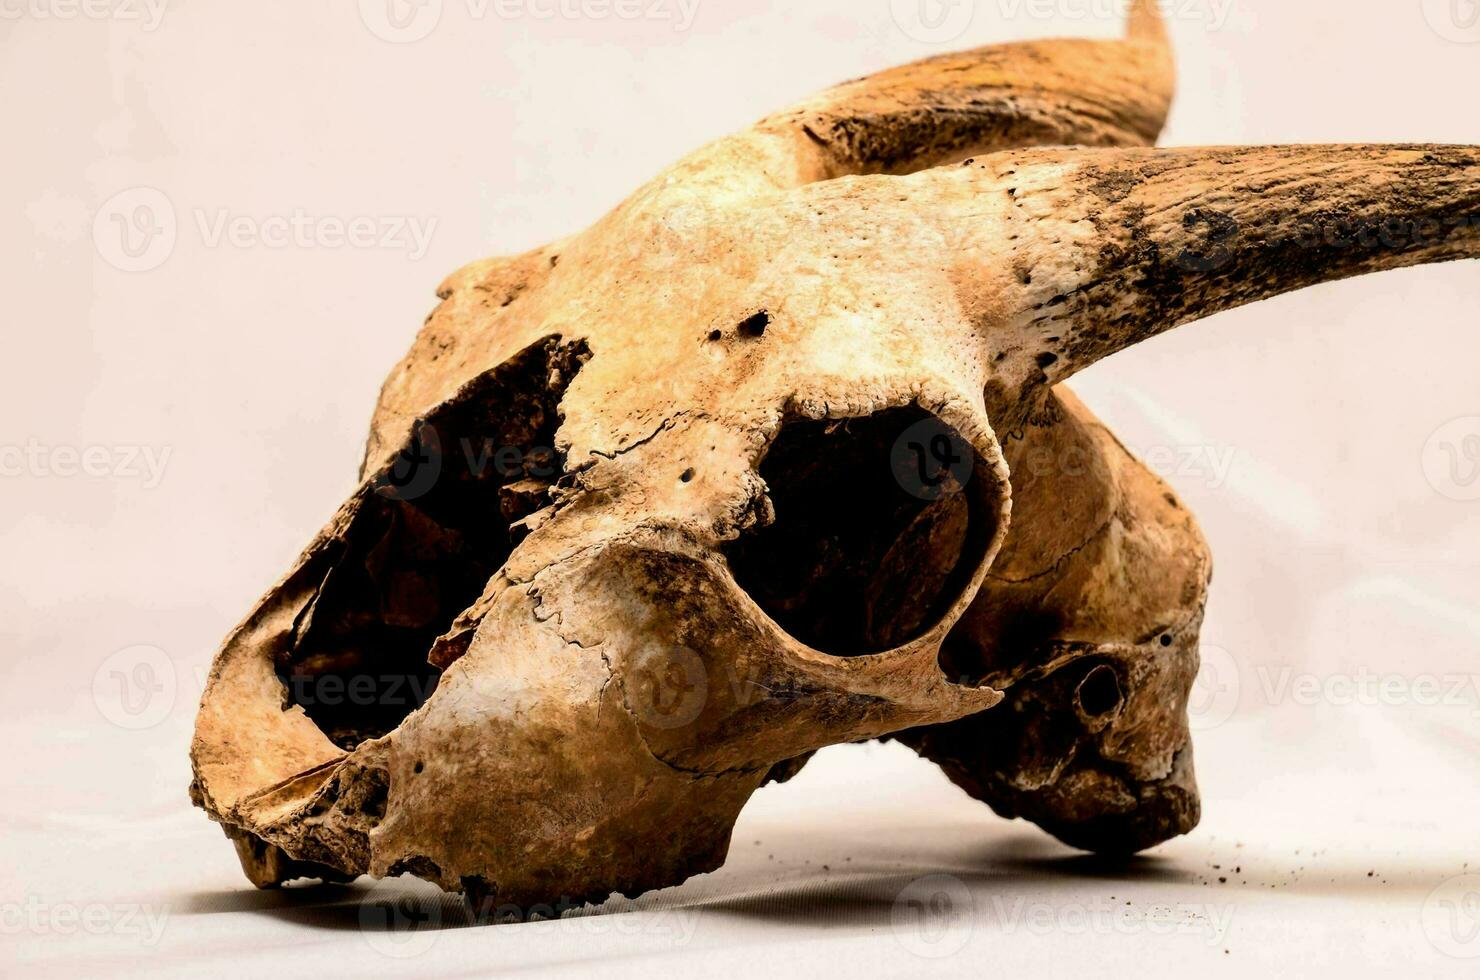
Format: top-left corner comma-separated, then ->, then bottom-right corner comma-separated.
3,1 -> 1479,976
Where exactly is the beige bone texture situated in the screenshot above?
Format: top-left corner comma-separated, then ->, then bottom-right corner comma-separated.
191,0 -> 1479,908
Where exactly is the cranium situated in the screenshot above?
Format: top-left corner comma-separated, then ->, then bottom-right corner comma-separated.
191,1 -> 1479,909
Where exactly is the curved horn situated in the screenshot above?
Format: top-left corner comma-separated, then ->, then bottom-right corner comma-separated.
662,0 -> 1175,202
972,144 -> 1480,381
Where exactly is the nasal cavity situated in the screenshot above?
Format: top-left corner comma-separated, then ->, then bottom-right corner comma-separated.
276,336 -> 589,749
723,405 -> 1002,656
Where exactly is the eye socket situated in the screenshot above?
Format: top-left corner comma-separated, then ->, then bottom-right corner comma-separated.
723,405 -> 1003,657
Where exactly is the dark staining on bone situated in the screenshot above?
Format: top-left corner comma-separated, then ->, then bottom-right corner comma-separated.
278,336 -> 591,749
724,406 -> 1001,656
800,107 -> 1006,176
791,47 -> 1157,177
937,605 -> 1065,687
1053,150 -> 1480,370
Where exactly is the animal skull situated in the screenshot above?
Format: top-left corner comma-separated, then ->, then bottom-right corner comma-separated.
191,0 -> 1479,909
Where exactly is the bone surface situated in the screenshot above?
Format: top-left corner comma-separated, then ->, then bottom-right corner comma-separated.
191,0 -> 1479,909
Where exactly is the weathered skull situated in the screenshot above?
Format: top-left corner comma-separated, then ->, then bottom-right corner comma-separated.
191,0 -> 1479,909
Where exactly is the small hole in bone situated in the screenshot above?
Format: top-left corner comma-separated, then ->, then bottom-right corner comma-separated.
737,310 -> 770,338
1076,664 -> 1124,719
413,760 -> 424,774
680,468 -> 695,483
724,406 -> 1001,656
707,329 -> 723,342
1160,633 -> 1174,647
1036,352 -> 1059,369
